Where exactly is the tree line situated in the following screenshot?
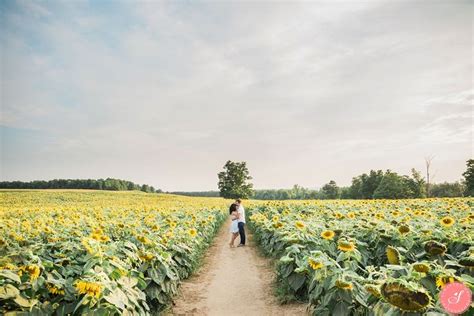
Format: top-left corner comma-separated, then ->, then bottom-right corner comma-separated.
0,178 -> 162,193
210,159 -> 473,200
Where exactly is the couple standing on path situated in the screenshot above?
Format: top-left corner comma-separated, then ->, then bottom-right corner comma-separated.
229,199 -> 246,248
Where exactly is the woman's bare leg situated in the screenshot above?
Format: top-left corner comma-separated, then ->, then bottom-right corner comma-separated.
229,233 -> 238,247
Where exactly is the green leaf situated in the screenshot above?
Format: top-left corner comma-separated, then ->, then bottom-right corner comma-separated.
0,284 -> 20,299
333,301 -> 350,316
55,302 -> 76,315
148,267 -> 166,284
0,270 -> 21,283
288,273 -> 306,291
14,295 -> 38,308
104,288 -> 127,310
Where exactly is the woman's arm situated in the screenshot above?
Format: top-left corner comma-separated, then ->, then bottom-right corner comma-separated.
231,211 -> 240,219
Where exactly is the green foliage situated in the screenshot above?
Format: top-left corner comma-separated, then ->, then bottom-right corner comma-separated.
252,185 -> 323,200
321,181 -> 340,199
349,169 -> 426,199
373,170 -> 424,199
217,161 -> 254,199
248,198 -> 474,315
0,179 -> 160,193
463,159 -> 474,196
349,170 -> 384,199
430,182 -> 465,197
169,191 -> 220,197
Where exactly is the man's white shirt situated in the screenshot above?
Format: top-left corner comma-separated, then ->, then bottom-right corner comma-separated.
237,205 -> 246,223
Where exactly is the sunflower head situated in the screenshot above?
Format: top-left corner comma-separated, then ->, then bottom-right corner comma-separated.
335,279 -> 353,291
295,221 -> 306,229
139,252 -> 154,261
435,275 -> 458,288
75,280 -> 102,298
188,228 -> 197,237
308,258 -> 324,270
21,265 -> 41,281
440,216 -> 455,228
386,246 -> 401,265
424,240 -> 447,256
412,262 -> 430,273
459,257 -> 474,268
321,230 -> 335,240
381,280 -> 431,312
398,225 -> 410,234
364,284 -> 381,298
338,239 -> 356,252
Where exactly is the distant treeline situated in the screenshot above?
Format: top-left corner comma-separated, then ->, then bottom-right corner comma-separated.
169,191 -> 220,197
172,169 -> 467,200
0,178 -> 162,193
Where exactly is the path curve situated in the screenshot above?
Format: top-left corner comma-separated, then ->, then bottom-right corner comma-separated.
169,219 -> 307,316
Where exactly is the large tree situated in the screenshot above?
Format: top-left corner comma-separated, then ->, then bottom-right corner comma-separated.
217,161 -> 254,199
463,159 -> 474,196
321,180 -> 340,199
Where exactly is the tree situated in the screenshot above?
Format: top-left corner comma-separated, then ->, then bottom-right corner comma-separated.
462,159 -> 474,196
217,161 -> 254,199
321,180 -> 340,199
430,182 -> 465,197
373,170 -> 412,199
406,168 -> 426,198
348,170 -> 383,199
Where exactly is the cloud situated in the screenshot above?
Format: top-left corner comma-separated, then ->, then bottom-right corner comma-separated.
1,0 -> 472,190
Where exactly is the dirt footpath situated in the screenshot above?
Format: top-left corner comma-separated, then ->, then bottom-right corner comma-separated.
169,220 -> 307,316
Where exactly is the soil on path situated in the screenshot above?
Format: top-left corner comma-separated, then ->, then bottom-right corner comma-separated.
169,219 -> 307,316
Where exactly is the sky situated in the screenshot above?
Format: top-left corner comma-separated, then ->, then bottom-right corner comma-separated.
1,0 -> 472,191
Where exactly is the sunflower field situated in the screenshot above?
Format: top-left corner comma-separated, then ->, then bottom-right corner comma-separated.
248,198 -> 474,315
0,190 -> 229,315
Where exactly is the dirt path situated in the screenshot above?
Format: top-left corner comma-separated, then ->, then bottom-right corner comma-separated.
169,220 -> 307,316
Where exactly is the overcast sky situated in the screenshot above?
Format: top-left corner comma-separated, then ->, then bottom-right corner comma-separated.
1,0 -> 472,191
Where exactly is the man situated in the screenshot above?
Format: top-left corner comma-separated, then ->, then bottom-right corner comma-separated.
235,198 -> 246,246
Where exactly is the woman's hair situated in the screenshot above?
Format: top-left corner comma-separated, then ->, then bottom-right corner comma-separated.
229,203 -> 238,215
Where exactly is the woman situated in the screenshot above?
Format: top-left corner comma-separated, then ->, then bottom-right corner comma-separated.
229,203 -> 240,247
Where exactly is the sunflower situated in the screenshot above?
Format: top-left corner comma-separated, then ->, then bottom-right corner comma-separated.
21,265 -> 41,281
137,235 -> 152,244
346,212 -> 356,219
364,284 -> 381,297
75,280 -> 102,298
412,262 -> 430,273
459,257 -> 474,268
398,225 -> 410,234
188,228 -> 197,237
295,221 -> 306,229
139,253 -> 154,261
321,230 -> 335,240
338,240 -> 356,252
308,258 -> 324,270
47,284 -> 65,295
273,222 -> 284,229
440,216 -> 455,228
335,279 -> 353,291
381,281 -> 431,312
424,240 -> 447,256
386,246 -> 401,265
435,276 -> 457,288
